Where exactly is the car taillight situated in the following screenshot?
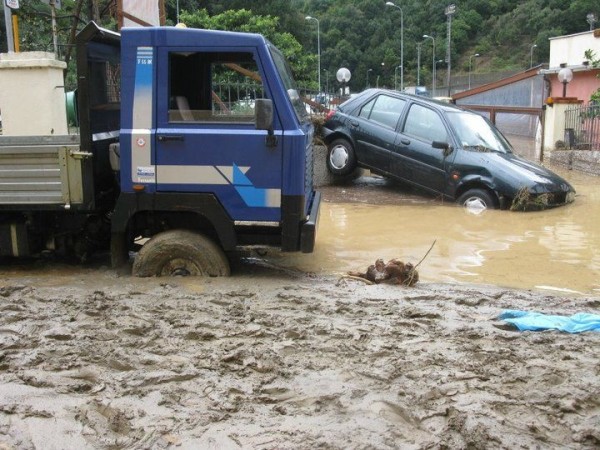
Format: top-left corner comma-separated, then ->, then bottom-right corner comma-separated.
325,109 -> 336,120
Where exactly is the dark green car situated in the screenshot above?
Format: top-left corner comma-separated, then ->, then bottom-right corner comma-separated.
322,89 -> 575,211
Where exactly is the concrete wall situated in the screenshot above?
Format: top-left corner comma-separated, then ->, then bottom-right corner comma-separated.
546,150 -> 600,176
0,52 -> 68,136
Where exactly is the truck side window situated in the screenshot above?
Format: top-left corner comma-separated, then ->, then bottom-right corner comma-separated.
168,51 -> 265,124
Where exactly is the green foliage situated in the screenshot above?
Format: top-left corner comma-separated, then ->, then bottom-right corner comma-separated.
2,0 -> 598,94
585,50 -> 600,103
179,8 -> 316,88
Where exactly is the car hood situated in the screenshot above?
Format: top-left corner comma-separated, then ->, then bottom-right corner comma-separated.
462,151 -> 574,195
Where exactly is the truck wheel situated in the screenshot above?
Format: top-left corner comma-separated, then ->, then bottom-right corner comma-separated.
327,138 -> 357,176
457,188 -> 497,211
132,230 -> 230,277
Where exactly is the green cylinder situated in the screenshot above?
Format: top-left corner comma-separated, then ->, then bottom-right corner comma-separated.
65,90 -> 78,127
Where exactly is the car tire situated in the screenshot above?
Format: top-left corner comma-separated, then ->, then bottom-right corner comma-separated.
133,230 -> 230,277
457,188 -> 497,210
327,138 -> 357,176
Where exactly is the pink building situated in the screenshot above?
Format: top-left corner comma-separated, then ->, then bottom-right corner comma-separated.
543,29 -> 600,104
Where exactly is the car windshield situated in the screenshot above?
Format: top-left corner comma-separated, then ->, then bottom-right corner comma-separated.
446,111 -> 513,154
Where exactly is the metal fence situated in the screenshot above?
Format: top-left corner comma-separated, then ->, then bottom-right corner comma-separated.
564,103 -> 600,150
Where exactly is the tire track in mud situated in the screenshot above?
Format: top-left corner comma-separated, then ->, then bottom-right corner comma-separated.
0,274 -> 599,449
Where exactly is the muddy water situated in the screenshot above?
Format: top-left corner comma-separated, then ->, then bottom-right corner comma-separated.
269,166 -> 600,295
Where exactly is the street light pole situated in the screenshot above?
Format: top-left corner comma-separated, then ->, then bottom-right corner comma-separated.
468,53 -> 479,90
529,43 -> 537,68
305,16 -> 321,93
445,4 -> 456,97
394,65 -> 402,91
416,43 -> 422,86
423,35 -> 436,95
385,2 -> 404,91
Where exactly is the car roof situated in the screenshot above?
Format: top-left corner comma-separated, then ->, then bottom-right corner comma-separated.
339,88 -> 465,114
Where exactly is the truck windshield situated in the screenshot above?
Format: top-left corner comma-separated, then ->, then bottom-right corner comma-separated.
269,46 -> 308,122
447,111 -> 513,154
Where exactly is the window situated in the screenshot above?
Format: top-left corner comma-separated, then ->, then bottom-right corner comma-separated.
403,103 -> 447,143
358,95 -> 405,129
168,51 -> 265,123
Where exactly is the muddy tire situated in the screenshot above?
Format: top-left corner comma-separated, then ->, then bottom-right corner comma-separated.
327,138 -> 357,176
457,188 -> 497,210
132,230 -> 230,277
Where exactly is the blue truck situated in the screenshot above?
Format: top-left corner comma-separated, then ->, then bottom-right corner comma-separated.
0,23 -> 320,276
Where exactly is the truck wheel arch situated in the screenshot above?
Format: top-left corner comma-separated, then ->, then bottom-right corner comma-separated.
110,193 -> 237,268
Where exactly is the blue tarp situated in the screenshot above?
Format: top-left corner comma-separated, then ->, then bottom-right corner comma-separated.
498,310 -> 600,333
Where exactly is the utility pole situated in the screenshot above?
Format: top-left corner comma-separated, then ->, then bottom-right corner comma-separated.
3,1 -> 17,52
445,4 -> 456,97
417,42 -> 421,86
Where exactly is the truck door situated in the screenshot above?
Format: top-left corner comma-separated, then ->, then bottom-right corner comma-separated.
154,48 -> 283,222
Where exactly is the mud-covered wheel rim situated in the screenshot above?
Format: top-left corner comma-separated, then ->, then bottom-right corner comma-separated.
133,230 -> 230,277
329,144 -> 349,170
159,258 -> 203,276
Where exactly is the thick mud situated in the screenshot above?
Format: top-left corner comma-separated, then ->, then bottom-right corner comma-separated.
1,265 -> 599,449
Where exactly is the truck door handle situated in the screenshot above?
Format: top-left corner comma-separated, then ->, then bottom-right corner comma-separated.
157,135 -> 184,142
400,138 -> 410,145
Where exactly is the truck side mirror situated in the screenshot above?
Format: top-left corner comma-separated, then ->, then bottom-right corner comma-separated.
255,99 -> 277,148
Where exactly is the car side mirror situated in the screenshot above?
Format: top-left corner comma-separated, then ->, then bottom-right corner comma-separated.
432,140 -> 453,157
255,99 -> 277,148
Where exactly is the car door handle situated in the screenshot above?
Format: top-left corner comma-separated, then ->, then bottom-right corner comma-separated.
350,120 -> 359,127
157,135 -> 184,142
400,138 -> 410,145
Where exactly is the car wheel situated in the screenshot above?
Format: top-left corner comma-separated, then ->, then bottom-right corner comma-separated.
457,188 -> 497,211
327,138 -> 357,176
133,230 -> 230,277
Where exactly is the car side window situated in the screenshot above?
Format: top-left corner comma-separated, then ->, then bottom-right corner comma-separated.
403,103 -> 448,143
358,98 -> 376,119
357,95 -> 406,129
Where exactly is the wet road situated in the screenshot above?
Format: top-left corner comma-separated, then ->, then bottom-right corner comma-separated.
267,165 -> 600,296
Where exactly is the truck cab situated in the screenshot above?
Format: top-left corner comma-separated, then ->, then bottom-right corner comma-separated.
93,25 -> 320,274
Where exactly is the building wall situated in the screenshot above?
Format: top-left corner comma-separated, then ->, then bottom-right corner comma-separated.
549,30 -> 599,67
549,70 -> 600,103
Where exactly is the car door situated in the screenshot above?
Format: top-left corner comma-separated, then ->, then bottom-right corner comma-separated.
154,48 -> 283,222
394,102 -> 451,193
350,94 -> 406,172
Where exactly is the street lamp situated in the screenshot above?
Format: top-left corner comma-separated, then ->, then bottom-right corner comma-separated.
558,67 -> 573,97
394,65 -> 402,91
385,2 -> 404,91
366,68 -> 373,88
468,53 -> 479,90
305,16 -> 321,93
423,35 -> 436,94
530,43 -> 537,68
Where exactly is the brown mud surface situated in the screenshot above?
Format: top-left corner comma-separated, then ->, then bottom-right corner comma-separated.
0,262 -> 599,449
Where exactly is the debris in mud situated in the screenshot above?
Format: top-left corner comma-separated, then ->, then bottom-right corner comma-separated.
347,258 -> 419,286
510,187 -> 552,211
